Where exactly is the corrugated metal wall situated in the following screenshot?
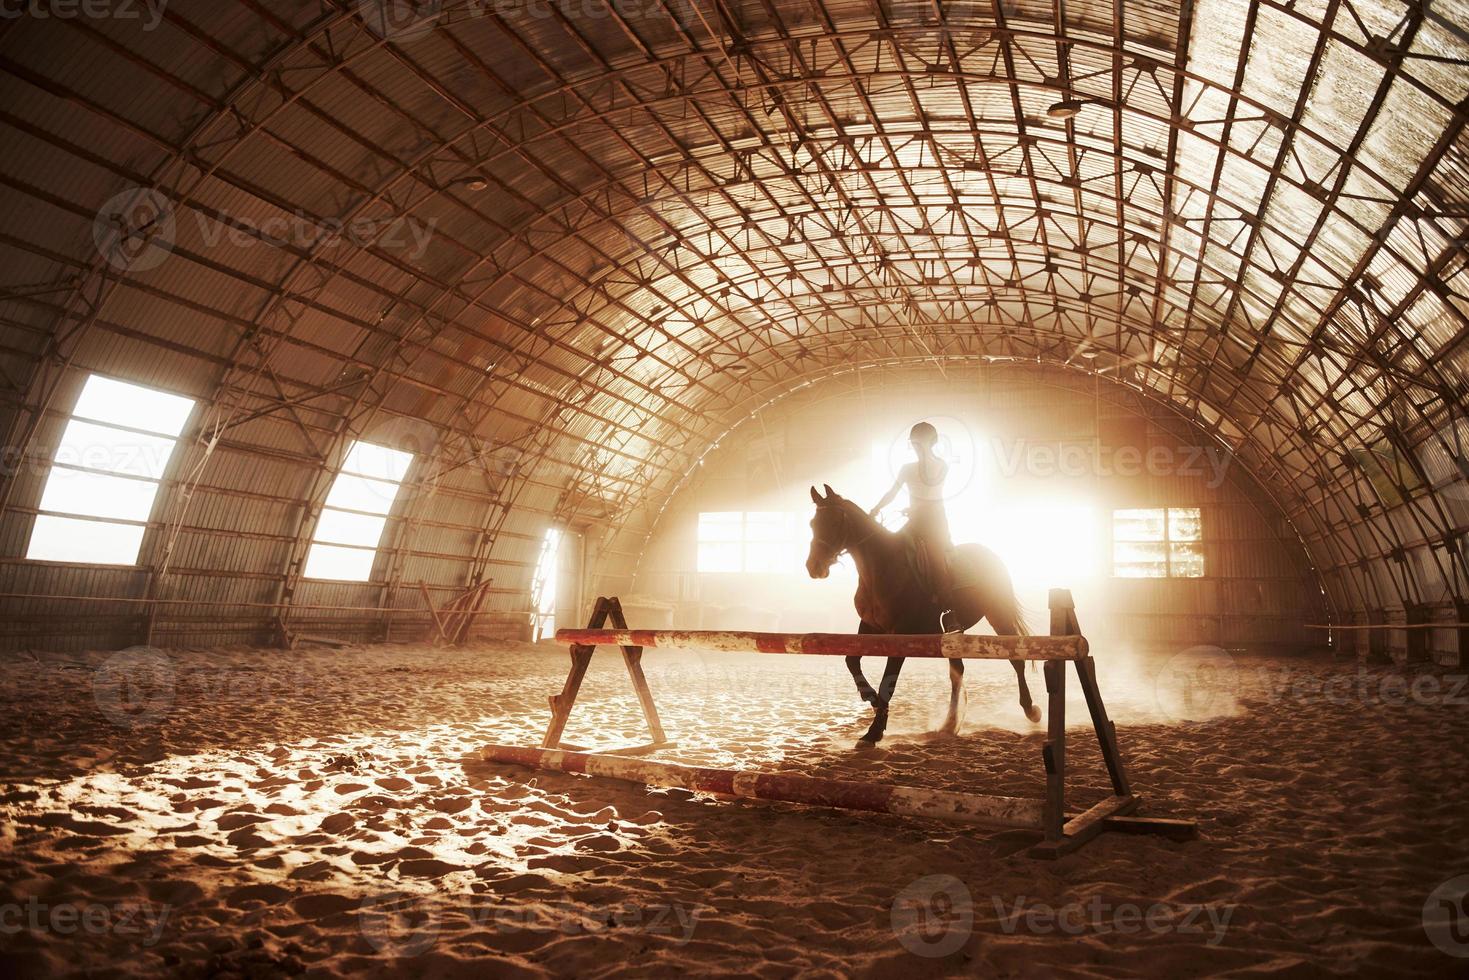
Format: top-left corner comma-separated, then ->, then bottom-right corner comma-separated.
0,358 -> 566,650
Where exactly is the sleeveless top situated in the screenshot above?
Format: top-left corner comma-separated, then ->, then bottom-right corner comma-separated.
904,457 -> 948,502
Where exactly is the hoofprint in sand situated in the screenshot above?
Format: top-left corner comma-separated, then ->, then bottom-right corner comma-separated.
2,639 -> 1467,977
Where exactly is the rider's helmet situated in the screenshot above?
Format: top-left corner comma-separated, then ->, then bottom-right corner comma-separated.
909,421 -> 938,448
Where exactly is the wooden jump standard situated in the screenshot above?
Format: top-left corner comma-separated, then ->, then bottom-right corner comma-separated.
484,591 -> 1196,858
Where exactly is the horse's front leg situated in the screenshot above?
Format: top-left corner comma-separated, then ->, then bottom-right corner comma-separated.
845,656 -> 879,706
858,656 -> 905,746
1011,659 -> 1042,723
846,621 -> 882,706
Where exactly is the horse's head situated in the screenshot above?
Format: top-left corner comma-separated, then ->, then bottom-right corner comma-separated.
806,484 -> 849,579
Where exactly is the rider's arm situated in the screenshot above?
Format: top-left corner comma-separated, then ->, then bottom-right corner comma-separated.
869,466 -> 909,517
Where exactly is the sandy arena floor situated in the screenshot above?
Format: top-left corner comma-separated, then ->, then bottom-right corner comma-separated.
2,637 -> 1468,977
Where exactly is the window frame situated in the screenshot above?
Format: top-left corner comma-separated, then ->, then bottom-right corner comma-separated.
302,440 -> 415,582
696,511 -> 804,574
25,374 -> 195,567
1110,506 -> 1204,579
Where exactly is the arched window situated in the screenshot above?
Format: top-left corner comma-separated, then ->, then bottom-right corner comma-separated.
27,374 -> 194,565
302,441 -> 414,582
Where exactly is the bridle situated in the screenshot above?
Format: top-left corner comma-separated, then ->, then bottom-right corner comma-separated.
811,502 -> 879,559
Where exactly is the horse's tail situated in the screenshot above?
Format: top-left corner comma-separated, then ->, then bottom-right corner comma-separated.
998,576 -> 1031,637
1012,599 -> 1033,637
997,587 -> 1036,673
975,543 -> 1034,637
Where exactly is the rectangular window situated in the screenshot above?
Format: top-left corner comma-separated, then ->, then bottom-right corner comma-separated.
697,511 -> 805,574
26,374 -> 194,565
1112,507 -> 1203,578
302,440 -> 413,582
531,527 -> 562,641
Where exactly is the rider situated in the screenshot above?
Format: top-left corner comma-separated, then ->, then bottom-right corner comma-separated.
869,421 -> 953,607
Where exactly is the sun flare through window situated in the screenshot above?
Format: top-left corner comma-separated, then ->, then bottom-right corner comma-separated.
531,527 -> 562,641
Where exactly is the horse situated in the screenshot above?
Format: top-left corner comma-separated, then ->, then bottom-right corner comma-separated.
805,484 -> 1041,746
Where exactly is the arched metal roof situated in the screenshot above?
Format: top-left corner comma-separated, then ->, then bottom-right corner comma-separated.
0,0 -> 1465,640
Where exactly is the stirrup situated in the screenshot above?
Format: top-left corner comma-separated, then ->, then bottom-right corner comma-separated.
940,610 -> 961,633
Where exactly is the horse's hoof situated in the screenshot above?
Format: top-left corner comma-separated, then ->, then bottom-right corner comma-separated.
855,737 -> 879,750
858,714 -> 887,746
1024,704 -> 1042,723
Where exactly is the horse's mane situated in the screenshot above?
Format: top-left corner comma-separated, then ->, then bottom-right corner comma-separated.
832,494 -> 890,540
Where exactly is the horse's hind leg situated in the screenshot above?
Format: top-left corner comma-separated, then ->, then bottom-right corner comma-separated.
940,660 -> 965,735
940,588 -> 992,735
858,657 -> 905,746
989,609 -> 1041,723
1010,659 -> 1041,723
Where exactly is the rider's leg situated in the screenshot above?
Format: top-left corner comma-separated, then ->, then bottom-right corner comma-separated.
912,527 -> 957,630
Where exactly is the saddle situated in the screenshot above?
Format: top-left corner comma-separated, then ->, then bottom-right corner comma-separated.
902,532 -> 985,633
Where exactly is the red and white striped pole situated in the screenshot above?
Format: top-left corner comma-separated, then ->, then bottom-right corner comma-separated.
481,743 -> 1046,829
551,628 -> 1085,660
